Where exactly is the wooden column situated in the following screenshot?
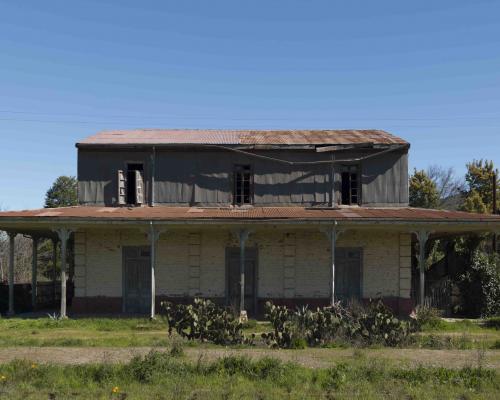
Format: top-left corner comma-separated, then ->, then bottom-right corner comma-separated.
31,236 -> 39,309
52,238 -> 58,306
414,230 -> 430,306
322,223 -> 343,306
7,232 -> 17,316
147,222 -> 164,319
54,228 -> 73,318
238,230 -> 250,315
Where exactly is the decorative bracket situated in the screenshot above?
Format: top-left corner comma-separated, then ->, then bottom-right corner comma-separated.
54,227 -> 74,243
231,228 -> 253,245
145,223 -> 167,242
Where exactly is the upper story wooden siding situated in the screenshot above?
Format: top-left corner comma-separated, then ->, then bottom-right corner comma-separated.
77,146 -> 409,208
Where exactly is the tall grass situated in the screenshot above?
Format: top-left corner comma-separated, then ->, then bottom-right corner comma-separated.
0,352 -> 497,399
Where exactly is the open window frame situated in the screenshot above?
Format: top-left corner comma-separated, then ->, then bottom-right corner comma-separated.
232,164 -> 254,206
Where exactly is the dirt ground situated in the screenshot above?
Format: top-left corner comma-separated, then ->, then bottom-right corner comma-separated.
0,347 -> 498,369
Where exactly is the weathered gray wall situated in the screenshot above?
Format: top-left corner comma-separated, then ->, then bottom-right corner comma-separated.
78,150 -> 151,206
154,150 -> 332,206
361,151 -> 409,207
77,147 -> 408,207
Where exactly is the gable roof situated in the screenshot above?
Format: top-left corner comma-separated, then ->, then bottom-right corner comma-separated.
77,129 -> 408,147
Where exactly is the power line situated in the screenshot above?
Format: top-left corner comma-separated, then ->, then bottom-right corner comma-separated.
0,109 -> 499,122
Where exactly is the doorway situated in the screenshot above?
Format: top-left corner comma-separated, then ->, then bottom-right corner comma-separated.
335,248 -> 362,302
122,246 -> 151,314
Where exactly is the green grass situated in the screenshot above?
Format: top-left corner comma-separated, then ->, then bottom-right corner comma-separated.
0,351 -> 498,399
415,318 -> 500,350
0,316 -> 499,349
0,317 -> 171,347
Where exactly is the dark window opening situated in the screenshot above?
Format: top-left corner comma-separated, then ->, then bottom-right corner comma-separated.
341,165 -> 359,205
234,165 -> 253,206
126,163 -> 144,205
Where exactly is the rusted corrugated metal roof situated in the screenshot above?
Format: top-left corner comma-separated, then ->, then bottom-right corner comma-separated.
77,129 -> 408,146
0,206 -> 498,223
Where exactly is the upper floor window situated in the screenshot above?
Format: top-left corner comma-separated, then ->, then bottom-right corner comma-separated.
118,163 -> 144,206
340,165 -> 359,205
233,165 -> 253,206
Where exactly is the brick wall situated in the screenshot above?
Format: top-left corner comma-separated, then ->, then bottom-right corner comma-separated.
75,226 -> 408,307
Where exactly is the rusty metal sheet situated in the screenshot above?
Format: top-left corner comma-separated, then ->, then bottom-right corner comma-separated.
78,129 -> 408,146
0,206 -> 499,222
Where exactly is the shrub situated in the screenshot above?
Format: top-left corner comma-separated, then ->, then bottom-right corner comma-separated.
415,333 -> 474,350
262,300 -> 413,348
355,300 -> 413,346
458,251 -> 500,317
161,298 -> 254,345
169,339 -> 184,357
127,351 -> 181,383
412,305 -> 443,331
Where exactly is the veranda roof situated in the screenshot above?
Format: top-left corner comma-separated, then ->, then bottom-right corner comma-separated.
0,207 -> 498,236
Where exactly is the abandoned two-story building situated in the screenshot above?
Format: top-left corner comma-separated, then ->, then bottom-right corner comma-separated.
0,129 -> 499,317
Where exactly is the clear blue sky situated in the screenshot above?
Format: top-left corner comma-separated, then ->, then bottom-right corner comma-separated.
0,0 -> 499,210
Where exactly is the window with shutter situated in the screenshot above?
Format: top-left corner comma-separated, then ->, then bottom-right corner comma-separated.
124,163 -> 144,205
135,170 -> 144,204
118,170 -> 127,205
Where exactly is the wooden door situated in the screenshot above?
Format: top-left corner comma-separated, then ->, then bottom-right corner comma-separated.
226,248 -> 257,315
335,248 -> 362,302
123,247 -> 151,314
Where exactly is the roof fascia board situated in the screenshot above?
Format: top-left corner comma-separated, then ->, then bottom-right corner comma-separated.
76,143 -> 318,150
0,217 -> 499,228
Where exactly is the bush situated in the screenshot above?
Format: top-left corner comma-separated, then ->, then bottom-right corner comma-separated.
355,300 -> 413,347
161,298 -> 254,345
412,305 -> 443,330
127,351 -> 181,383
458,251 -> 500,317
261,300 -> 413,348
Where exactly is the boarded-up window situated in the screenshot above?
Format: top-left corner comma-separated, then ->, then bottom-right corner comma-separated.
233,165 -> 252,206
341,165 -> 359,205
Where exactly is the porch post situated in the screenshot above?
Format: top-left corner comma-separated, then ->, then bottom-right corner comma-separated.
7,232 -> 17,316
330,227 -> 337,306
52,238 -> 58,306
31,236 -> 39,309
54,228 -> 73,318
147,222 -> 164,319
322,223 -> 342,306
238,229 -> 250,316
414,230 -> 430,306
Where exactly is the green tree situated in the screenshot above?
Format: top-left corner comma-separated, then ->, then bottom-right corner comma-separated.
409,169 -> 439,208
44,176 -> 78,208
460,159 -> 498,214
457,251 -> 500,317
40,176 -> 77,280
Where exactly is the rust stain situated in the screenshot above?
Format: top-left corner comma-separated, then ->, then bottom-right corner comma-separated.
0,206 -> 499,222
78,129 -> 408,146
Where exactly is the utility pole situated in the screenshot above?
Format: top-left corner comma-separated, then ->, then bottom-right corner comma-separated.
493,171 -> 498,252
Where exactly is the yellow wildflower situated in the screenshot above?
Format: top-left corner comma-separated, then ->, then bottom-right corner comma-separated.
31,363 -> 37,369
112,386 -> 120,393
0,375 -> 6,382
